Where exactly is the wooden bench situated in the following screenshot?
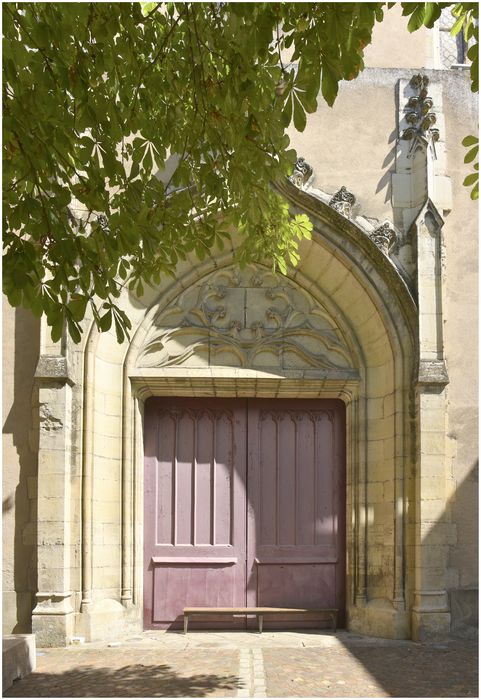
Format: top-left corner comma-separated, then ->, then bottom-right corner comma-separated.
183,607 -> 338,634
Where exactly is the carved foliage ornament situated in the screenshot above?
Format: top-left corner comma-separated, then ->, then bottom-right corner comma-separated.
401,74 -> 440,143
138,265 -> 353,371
260,408 -> 335,425
289,157 -> 314,188
369,222 -> 398,255
329,186 -> 356,219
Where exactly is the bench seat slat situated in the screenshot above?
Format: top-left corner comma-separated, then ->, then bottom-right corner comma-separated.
184,607 -> 337,614
183,606 -> 338,634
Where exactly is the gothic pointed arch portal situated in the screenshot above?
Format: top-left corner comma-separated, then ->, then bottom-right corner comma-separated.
116,186 -> 418,639
33,187 -> 452,646
138,264 -> 355,630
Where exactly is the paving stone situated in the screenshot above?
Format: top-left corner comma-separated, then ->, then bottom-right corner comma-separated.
262,640 -> 478,697
4,632 -> 478,698
5,648 -> 241,697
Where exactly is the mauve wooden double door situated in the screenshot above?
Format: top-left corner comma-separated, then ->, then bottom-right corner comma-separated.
143,397 -> 345,630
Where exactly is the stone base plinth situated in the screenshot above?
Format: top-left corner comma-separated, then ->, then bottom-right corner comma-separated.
411,609 -> 451,641
76,599 -> 141,643
32,612 -> 74,648
32,594 -> 75,647
348,599 -> 411,639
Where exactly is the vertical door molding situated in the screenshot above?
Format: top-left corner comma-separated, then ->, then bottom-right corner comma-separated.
120,373 -> 134,607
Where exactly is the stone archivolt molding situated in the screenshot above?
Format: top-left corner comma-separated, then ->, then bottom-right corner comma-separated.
138,264 -> 354,371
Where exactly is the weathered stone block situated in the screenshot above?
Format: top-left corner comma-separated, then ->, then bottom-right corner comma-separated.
32,613 -> 74,648
411,610 -> 451,642
2,634 -> 36,690
450,589 -> 478,639
420,431 -> 446,456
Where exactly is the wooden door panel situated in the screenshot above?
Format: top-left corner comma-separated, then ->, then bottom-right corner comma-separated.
152,564 -> 242,623
257,563 -> 337,607
144,397 -> 247,629
247,399 -> 345,628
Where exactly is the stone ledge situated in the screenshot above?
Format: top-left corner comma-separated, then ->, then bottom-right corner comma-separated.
2,634 -> 36,691
35,355 -> 73,385
417,360 -> 449,387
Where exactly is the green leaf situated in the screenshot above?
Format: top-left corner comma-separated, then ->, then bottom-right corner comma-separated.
422,3 -> 441,28
113,313 -> 127,344
407,4 -> 428,32
462,135 -> 479,147
463,173 -> 478,186
282,90 -> 293,127
68,295 -> 89,322
450,13 -> 466,36
464,146 -> 479,163
321,61 -> 339,107
66,316 -> 82,344
292,94 -> 307,132
51,318 -> 64,343
99,310 -> 112,332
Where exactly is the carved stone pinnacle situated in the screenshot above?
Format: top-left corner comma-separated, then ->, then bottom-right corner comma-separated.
401,74 -> 440,143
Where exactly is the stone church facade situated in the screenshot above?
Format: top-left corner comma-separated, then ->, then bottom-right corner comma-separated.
3,9 -> 478,646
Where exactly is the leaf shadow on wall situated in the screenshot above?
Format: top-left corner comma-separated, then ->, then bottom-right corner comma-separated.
375,127 -> 397,204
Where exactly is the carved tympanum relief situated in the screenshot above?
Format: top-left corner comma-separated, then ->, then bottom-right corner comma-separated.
138,265 -> 354,370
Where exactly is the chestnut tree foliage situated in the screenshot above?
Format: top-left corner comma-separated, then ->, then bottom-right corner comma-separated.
3,2 -> 478,342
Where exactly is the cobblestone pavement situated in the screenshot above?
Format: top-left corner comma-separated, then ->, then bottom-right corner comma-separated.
4,631 -> 478,698
262,639 -> 478,697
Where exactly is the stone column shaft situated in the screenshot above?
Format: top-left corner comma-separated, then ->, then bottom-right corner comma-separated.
32,357 -> 75,647
411,203 -> 450,640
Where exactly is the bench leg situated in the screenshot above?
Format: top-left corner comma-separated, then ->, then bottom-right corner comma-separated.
331,613 -> 337,633
258,615 -> 263,634
184,615 -> 188,634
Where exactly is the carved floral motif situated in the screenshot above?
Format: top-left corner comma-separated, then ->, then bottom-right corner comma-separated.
260,409 -> 335,424
329,186 -> 356,219
289,157 -> 314,188
138,265 -> 353,370
369,222 -> 398,254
